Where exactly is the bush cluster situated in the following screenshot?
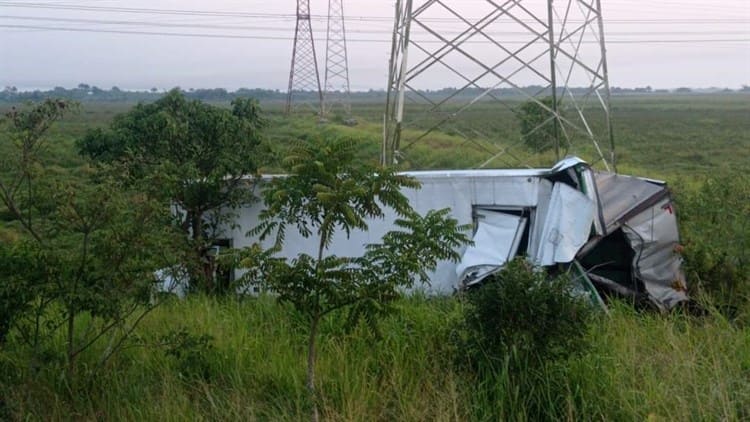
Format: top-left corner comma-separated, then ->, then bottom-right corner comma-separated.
676,174 -> 750,318
161,329 -> 217,381
454,259 -> 593,372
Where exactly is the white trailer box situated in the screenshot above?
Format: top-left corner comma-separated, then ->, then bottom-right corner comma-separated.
225,157 -> 687,310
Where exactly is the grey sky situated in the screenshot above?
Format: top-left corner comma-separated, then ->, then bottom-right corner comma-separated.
0,0 -> 748,91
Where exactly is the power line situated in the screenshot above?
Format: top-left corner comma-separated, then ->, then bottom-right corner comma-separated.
1,15 -> 748,37
2,23 -> 749,45
0,2 -> 748,24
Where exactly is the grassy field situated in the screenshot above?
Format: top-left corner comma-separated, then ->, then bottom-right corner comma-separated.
4,93 -> 748,177
2,296 -> 748,420
256,94 -> 750,176
1,94 -> 749,420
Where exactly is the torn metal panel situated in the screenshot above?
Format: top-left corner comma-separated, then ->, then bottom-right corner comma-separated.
622,197 -> 688,310
456,210 -> 527,287
580,168 -> 605,236
528,179 -> 553,263
595,172 -> 667,234
551,156 -> 589,173
532,183 -> 596,266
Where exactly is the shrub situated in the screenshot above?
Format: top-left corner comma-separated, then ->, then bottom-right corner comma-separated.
675,174 -> 750,317
0,242 -> 41,345
456,259 -> 593,372
518,97 -> 559,152
161,329 -> 216,381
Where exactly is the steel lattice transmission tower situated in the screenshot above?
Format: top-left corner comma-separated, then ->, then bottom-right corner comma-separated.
383,0 -> 617,171
323,0 -> 353,116
286,0 -> 323,114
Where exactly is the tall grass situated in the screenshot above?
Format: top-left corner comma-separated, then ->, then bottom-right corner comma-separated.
2,296 -> 748,421
572,302 -> 750,420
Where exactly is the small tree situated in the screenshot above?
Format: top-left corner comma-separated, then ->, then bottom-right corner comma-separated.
78,90 -> 265,292
237,137 -> 470,421
0,100 -> 72,346
0,100 -> 183,375
518,96 -> 560,153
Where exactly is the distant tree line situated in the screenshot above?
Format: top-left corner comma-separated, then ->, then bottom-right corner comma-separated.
0,84 -> 290,103
2,84 -> 747,103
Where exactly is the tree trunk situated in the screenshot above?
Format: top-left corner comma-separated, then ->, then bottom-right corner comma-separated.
0,321 -> 8,347
307,314 -> 320,422
189,212 -> 213,293
66,308 -> 76,377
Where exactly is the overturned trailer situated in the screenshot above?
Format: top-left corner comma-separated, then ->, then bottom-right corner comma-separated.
227,157 -> 687,310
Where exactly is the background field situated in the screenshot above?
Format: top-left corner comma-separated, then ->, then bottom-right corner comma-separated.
1,93 -> 749,421
5,93 -> 747,176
